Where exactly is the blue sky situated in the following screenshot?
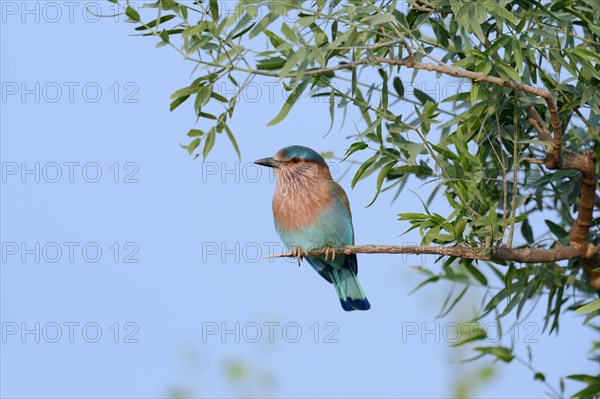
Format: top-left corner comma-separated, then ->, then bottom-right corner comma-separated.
1,1 -> 597,398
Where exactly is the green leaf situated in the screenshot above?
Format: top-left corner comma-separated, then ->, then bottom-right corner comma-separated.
197,112 -> 217,120
466,265 -> 488,285
495,61 -> 521,82
575,299 -> 600,313
170,95 -> 190,111
209,0 -> 219,20
521,218 -> 533,243
281,23 -> 298,43
545,220 -> 568,239
439,285 -> 469,317
222,123 -> 241,160
387,165 -> 433,179
194,85 -> 212,115
203,129 -> 216,159
550,0 -> 575,11
343,142 -> 368,160
451,325 -> 487,346
393,77 -> 404,97
369,14 -> 395,26
470,82 -> 479,105
181,138 -> 200,155
187,129 -> 204,137
135,15 -> 175,30
570,380 -> 600,399
413,88 -> 435,105
250,13 -> 276,39
159,29 -> 170,43
171,85 -> 199,100
125,6 -> 140,22
351,154 -> 378,188
257,56 -> 287,70
567,374 -> 600,384
285,48 -> 307,78
366,161 -> 397,207
512,37 -> 523,73
266,80 -> 309,126
485,35 -> 511,56
211,91 -> 227,103
474,346 -> 514,363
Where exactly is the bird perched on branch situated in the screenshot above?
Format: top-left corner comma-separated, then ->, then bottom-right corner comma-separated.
255,145 -> 370,311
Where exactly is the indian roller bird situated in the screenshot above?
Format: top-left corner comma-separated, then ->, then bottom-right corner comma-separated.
255,145 -> 370,311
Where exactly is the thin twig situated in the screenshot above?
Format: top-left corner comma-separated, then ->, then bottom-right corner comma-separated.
507,91 -> 520,247
495,110 -> 509,242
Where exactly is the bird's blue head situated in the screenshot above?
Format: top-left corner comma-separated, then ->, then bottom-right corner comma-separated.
275,145 -> 326,164
254,145 -> 331,181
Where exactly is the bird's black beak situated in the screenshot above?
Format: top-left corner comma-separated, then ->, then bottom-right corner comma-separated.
254,157 -> 280,168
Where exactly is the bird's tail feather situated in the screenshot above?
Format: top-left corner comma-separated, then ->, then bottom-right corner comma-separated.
331,267 -> 370,311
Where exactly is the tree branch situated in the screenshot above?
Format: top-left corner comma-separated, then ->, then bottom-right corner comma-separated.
268,244 -> 597,264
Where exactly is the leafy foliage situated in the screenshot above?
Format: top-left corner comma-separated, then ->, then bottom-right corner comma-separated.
109,0 -> 600,396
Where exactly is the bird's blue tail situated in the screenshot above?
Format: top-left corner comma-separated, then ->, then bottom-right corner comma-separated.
331,267 -> 370,311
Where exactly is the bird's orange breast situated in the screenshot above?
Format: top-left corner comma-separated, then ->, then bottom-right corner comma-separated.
273,182 -> 334,231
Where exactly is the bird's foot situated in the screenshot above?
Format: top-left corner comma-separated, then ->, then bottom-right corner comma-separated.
290,248 -> 308,266
323,246 -> 336,261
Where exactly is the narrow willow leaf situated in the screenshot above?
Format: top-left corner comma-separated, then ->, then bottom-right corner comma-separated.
257,56 -> 287,70
366,161 -> 397,207
466,265 -> 488,285
266,80 -> 309,126
171,85 -> 198,99
413,88 -> 434,105
485,36 -> 511,56
170,95 -> 190,111
351,154 -> 378,188
438,285 -> 469,317
451,325 -> 486,346
474,346 -> 514,363
135,15 -> 175,30
470,82 -> 479,105
521,219 -> 533,243
209,0 -> 219,20
194,85 -> 212,115
203,129 -> 216,159
327,91 -> 335,133
495,61 -> 521,82
281,23 -> 298,43
387,165 -> 433,179
187,129 -> 204,137
545,220 -> 568,239
393,77 -> 404,97
575,298 -> 600,313
369,14 -> 395,26
280,48 -> 305,77
159,29 -> 170,43
125,6 -> 140,22
182,138 -> 200,155
198,112 -> 217,120
331,20 -> 338,41
223,123 -> 241,160
250,13 -> 275,39
512,37 -> 523,73
343,142 -> 368,160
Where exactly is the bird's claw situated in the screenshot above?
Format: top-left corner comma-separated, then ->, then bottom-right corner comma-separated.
290,248 -> 308,266
324,246 -> 336,261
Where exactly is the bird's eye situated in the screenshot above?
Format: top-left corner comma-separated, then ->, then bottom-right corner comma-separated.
291,157 -> 301,164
